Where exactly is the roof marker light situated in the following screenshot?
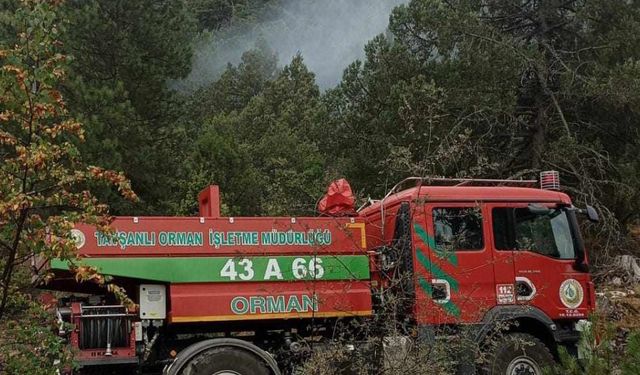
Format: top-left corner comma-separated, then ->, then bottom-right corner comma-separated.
540,170 -> 560,190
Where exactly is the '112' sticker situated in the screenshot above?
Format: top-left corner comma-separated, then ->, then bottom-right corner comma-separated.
496,284 -> 515,305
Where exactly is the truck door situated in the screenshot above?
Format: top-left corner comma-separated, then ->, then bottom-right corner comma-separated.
419,203 -> 496,324
490,204 -> 592,320
488,203 -> 518,307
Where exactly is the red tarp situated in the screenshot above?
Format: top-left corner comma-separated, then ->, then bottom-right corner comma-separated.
317,179 -> 356,216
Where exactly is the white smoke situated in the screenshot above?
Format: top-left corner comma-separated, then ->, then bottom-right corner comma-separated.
177,0 -> 407,91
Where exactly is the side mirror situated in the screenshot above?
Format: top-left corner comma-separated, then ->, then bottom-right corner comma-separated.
528,204 -> 551,215
585,205 -> 599,223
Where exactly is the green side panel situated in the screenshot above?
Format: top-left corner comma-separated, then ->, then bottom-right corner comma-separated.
50,255 -> 370,283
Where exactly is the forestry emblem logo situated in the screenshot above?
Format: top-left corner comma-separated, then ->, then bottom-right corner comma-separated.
70,229 -> 86,249
559,279 -> 583,309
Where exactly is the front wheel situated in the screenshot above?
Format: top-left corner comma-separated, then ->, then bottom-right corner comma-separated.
180,346 -> 270,375
481,333 -> 555,375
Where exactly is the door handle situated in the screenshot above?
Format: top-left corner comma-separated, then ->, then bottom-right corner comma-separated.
515,277 -> 536,301
431,279 -> 451,304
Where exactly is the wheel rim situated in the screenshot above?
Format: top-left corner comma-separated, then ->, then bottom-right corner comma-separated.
506,356 -> 541,375
212,372 -> 241,375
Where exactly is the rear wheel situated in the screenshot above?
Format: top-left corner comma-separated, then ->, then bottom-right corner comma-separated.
481,333 -> 554,375
180,347 -> 270,375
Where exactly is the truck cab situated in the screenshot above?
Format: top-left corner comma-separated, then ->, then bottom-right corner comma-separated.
359,175 -> 597,374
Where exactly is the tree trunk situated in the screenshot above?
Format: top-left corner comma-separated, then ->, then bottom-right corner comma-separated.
0,211 -> 27,322
530,94 -> 548,170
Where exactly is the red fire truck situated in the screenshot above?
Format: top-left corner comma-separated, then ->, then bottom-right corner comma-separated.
44,172 -> 599,375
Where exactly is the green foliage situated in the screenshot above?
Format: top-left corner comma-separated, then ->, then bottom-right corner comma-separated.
320,0 -> 532,196
0,288 -> 73,374
61,0 -> 196,215
190,41 -> 279,121
620,332 -> 640,374
546,317 -> 640,375
0,0 -> 134,371
186,0 -> 281,31
176,54 -> 327,216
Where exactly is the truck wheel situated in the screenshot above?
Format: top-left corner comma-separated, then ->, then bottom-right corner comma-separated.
482,333 -> 554,375
180,347 -> 270,375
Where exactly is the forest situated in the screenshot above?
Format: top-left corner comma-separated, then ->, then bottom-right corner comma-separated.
1,0 -> 640,374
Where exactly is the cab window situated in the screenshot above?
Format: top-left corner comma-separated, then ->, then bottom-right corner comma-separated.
492,207 -> 576,259
433,207 -> 484,250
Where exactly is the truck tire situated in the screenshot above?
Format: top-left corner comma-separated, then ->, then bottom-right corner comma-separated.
481,333 -> 554,375
180,346 -> 270,375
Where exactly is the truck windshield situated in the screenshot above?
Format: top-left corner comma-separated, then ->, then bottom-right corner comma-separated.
514,208 -> 575,259
493,207 -> 577,259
